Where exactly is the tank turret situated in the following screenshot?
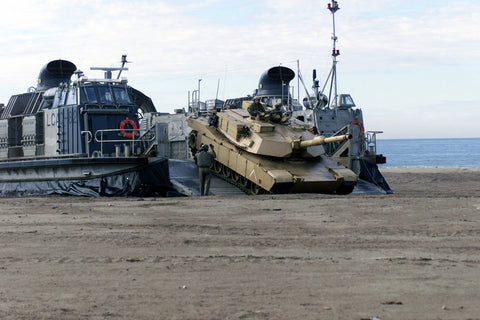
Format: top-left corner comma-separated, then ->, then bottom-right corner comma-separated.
206,106 -> 351,158
187,103 -> 358,195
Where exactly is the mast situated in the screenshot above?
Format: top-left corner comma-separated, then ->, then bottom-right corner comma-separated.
117,54 -> 129,79
327,0 -> 340,108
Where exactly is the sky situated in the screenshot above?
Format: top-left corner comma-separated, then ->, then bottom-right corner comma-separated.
0,0 -> 479,139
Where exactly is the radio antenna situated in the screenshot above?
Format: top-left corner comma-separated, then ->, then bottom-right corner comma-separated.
327,0 -> 340,108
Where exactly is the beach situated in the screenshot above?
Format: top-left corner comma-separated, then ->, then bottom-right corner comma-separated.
0,167 -> 479,320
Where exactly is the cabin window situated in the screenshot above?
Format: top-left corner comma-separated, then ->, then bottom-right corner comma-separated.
340,94 -> 355,106
112,87 -> 132,104
59,89 -> 68,106
80,87 -> 98,103
98,86 -> 114,104
66,89 -> 77,105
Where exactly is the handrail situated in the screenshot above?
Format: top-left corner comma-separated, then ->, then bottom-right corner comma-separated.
92,128 -> 155,157
365,130 -> 383,155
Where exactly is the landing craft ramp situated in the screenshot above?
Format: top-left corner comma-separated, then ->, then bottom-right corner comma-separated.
168,159 -> 247,196
351,179 -> 387,195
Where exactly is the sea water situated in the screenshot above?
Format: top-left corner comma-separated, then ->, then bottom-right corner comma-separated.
376,138 -> 480,168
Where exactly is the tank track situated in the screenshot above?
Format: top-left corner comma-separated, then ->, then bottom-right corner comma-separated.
209,161 -> 354,195
210,168 -> 252,195
209,160 -> 267,195
190,127 -> 265,195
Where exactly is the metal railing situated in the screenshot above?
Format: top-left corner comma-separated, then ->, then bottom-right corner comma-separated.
84,128 -> 155,157
365,131 -> 383,156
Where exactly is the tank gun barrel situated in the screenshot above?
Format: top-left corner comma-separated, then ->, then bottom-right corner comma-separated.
296,133 -> 351,149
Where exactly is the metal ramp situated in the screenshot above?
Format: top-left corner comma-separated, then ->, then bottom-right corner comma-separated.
168,159 -> 247,196
351,179 -> 387,195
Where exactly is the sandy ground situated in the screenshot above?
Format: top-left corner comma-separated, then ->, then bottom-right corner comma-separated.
0,167 -> 479,320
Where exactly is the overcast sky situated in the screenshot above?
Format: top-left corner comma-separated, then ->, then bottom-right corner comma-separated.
0,0 -> 479,139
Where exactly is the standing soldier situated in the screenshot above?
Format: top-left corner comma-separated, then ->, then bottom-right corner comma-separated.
194,144 -> 216,196
247,96 -> 266,119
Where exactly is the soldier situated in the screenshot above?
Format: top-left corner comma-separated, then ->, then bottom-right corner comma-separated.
194,144 -> 216,196
269,103 -> 290,124
269,103 -> 283,123
247,96 -> 266,118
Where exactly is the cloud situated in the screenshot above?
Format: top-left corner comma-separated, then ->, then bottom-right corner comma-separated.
2,1 -> 477,77
0,0 -> 478,138
340,1 -> 480,69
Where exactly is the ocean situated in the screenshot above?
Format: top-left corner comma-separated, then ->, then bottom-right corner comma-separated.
376,138 -> 480,168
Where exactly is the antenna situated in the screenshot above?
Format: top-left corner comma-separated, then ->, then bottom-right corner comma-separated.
326,0 -> 340,108
90,54 -> 129,80
117,54 -> 130,79
215,78 -> 220,100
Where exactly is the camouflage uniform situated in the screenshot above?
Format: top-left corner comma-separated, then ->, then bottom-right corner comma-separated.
248,100 -> 266,117
269,104 -> 288,123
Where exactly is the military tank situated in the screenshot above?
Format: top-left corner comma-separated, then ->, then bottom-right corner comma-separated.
187,102 -> 358,195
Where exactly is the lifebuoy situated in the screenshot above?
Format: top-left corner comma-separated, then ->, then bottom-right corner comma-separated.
119,119 -> 138,139
350,120 -> 365,137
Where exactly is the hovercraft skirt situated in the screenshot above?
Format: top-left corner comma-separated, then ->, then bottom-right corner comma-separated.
0,157 -> 171,197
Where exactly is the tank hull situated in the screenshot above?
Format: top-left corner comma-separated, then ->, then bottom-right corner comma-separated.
188,116 -> 357,194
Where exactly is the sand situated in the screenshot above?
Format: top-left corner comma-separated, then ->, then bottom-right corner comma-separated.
0,167 -> 479,320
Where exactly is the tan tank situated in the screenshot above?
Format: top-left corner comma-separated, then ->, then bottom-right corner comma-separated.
187,102 -> 358,194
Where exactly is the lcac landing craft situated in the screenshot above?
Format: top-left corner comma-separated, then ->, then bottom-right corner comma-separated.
0,57 -> 174,196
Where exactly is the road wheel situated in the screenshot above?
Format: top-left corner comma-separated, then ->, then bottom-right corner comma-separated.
222,166 -> 231,178
240,176 -> 249,187
214,161 -> 223,174
250,183 -> 264,195
232,172 -> 241,182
